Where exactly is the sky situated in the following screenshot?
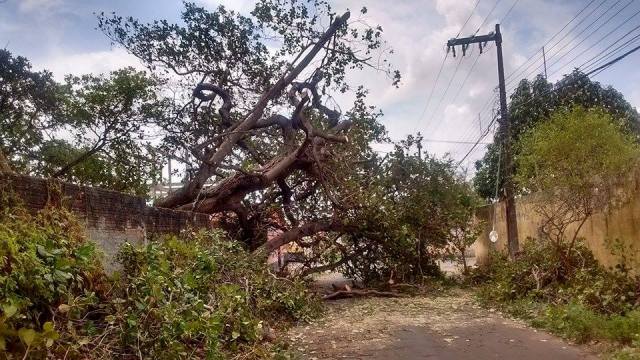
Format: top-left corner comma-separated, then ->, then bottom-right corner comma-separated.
2,0 -> 640,172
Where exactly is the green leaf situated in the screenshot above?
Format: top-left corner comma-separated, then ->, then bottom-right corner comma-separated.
18,328 -> 37,346
42,322 -> 55,333
2,304 -> 17,318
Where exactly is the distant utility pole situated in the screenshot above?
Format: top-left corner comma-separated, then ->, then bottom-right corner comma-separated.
542,46 -> 548,79
447,24 -> 519,259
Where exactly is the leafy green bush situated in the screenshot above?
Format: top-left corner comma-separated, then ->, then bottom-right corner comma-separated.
530,303 -> 640,345
111,231 -> 320,358
476,239 -> 640,315
475,238 -> 640,357
0,193 -> 319,359
0,191 -> 105,355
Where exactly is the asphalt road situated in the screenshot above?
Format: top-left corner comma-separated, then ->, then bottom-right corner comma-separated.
290,288 -> 598,360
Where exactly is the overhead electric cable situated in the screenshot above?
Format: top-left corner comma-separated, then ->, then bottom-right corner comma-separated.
585,42 -> 640,75
547,7 -> 640,78
458,0 -> 482,37
500,0 -> 522,24
504,0 -> 600,82
475,0 -> 504,34
536,0 -> 637,80
580,27 -> 640,70
504,0 -> 608,85
413,51 -> 449,132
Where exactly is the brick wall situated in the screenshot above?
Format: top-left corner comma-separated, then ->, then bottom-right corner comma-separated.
1,173 -> 211,271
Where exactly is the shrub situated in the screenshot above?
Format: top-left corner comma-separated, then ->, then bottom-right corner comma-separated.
475,238 -> 640,356
476,239 -> 640,315
531,303 -> 640,345
111,230 -> 320,358
0,193 -> 319,359
0,190 -> 105,356
516,106 -> 639,266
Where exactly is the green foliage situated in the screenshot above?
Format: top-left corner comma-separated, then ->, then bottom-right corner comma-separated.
475,239 -> 640,356
517,106 -> 638,196
532,303 -> 640,345
0,49 -> 67,171
515,106 -> 639,262
35,139 -> 160,196
1,49 -> 164,196
476,240 -> 640,315
112,231 -> 320,358
333,135 -> 481,284
474,71 -> 640,200
0,189 -> 105,355
0,196 -> 319,358
46,67 -> 165,196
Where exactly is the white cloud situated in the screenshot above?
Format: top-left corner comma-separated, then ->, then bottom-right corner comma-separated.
18,0 -> 63,13
196,0 -> 254,12
35,47 -> 144,80
9,0 -> 634,164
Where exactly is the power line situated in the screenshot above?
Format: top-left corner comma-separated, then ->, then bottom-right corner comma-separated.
463,0 -> 607,157
580,26 -> 640,70
547,6 -> 640,78
413,51 -> 449,132
414,0 -> 485,134
504,0 -> 600,82
457,32 -> 637,165
458,0 -> 482,37
475,0 -> 503,34
500,0 -> 522,24
457,114 -> 499,165
586,42 -> 640,75
506,0 -> 620,88
505,0 -> 607,85
423,138 -> 492,145
423,53 -> 466,135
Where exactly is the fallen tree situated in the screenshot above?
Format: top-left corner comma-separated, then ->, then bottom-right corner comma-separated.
99,2 -> 481,283
99,0 -> 399,251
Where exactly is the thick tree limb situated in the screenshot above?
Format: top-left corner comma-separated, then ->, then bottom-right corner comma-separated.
263,219 -> 345,253
192,83 -> 232,125
155,11 -> 351,209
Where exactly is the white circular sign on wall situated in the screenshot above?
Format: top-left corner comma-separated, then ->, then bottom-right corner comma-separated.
489,230 -> 499,243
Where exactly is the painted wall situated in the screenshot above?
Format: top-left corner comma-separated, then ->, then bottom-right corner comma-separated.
474,175 -> 640,270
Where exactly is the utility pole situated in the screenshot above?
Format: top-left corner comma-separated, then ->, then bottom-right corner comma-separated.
542,46 -> 548,79
447,24 -> 519,259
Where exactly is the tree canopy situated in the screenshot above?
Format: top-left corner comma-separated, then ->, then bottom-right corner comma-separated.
95,0 -> 404,254
0,51 -> 165,196
474,71 -> 640,200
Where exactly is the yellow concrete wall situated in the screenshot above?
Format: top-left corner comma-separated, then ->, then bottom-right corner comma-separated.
474,175 -> 640,270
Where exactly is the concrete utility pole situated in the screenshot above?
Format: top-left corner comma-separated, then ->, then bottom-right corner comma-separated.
447,24 -> 520,259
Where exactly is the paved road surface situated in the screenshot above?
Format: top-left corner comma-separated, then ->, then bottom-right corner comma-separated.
290,289 -> 597,359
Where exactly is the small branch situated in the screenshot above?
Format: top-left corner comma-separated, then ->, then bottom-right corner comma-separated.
322,289 -> 403,300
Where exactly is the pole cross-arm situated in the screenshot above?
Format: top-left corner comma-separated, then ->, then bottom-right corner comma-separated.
447,31 -> 497,56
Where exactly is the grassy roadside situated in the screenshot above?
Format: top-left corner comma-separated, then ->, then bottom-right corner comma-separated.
470,240 -> 640,360
474,296 -> 640,359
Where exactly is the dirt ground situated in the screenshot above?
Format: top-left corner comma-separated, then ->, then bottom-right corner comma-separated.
289,288 -> 599,359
